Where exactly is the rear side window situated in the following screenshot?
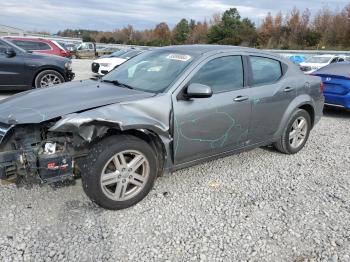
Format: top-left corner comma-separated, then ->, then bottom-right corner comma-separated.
190,56 -> 244,93
11,40 -> 36,50
11,40 -> 51,51
35,42 -> 51,50
250,56 -> 282,86
0,40 -> 8,53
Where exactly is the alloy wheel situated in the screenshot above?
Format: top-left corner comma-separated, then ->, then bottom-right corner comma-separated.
40,74 -> 62,88
100,150 -> 150,201
289,116 -> 308,149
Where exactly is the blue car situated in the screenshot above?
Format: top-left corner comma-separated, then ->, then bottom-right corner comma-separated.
313,62 -> 350,109
288,55 -> 306,64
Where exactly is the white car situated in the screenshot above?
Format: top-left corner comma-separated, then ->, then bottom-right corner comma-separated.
92,49 -> 142,75
299,55 -> 345,74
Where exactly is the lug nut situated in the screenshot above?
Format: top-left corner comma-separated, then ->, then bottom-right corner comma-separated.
122,179 -> 126,183
128,168 -> 132,172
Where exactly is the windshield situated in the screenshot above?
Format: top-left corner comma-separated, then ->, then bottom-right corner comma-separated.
102,50 -> 195,93
306,56 -> 333,64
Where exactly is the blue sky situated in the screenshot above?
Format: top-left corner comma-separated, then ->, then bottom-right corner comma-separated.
1,0 -> 348,32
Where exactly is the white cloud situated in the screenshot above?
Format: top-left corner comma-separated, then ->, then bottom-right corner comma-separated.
0,0 -> 348,32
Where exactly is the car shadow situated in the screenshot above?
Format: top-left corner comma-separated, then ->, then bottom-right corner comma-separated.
323,106 -> 350,119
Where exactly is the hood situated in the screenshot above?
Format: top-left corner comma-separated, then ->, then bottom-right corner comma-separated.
94,57 -> 126,65
300,62 -> 328,67
0,80 -> 155,124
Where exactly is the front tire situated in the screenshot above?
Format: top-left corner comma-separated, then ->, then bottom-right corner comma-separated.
81,135 -> 158,210
34,70 -> 64,88
274,109 -> 311,154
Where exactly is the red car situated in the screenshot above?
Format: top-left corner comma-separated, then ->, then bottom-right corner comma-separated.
4,37 -> 71,58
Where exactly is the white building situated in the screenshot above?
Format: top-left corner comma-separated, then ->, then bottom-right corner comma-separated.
0,24 -> 82,44
0,25 -> 25,37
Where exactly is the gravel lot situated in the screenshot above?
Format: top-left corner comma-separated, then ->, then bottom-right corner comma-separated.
0,60 -> 350,261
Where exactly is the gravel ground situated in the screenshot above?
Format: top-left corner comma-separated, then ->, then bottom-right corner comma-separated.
0,60 -> 350,261
0,107 -> 349,261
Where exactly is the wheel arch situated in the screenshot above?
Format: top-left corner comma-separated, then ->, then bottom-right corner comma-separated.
50,119 -> 173,174
273,94 -> 316,140
106,128 -> 168,176
298,103 -> 315,127
32,66 -> 65,87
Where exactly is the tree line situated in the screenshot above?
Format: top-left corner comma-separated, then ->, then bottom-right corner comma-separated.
58,4 -> 350,50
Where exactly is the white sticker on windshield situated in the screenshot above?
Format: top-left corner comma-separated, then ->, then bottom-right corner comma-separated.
166,54 -> 192,62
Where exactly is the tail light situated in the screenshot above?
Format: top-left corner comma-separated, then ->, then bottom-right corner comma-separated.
320,81 -> 324,93
59,49 -> 68,57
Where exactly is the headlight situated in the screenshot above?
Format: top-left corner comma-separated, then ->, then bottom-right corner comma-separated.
65,61 -> 72,70
100,63 -> 111,67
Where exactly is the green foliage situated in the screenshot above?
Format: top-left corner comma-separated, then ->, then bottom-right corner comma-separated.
304,30 -> 321,47
207,8 -> 256,46
56,5 -> 350,50
172,19 -> 190,44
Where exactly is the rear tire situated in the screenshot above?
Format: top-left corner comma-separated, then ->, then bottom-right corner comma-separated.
80,135 -> 158,210
34,70 -> 64,88
274,109 -> 311,154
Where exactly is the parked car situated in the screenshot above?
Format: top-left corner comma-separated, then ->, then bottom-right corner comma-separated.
75,42 -> 97,59
98,47 -> 120,56
300,55 -> 345,74
98,49 -> 132,59
313,62 -> 350,109
0,45 -> 324,210
5,37 -> 71,58
288,55 -> 306,64
0,38 -> 74,90
92,49 -> 143,75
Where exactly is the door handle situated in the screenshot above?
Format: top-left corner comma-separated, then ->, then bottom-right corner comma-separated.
284,87 -> 294,92
233,96 -> 249,102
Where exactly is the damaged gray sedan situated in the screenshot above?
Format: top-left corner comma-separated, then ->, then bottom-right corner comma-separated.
0,45 -> 324,210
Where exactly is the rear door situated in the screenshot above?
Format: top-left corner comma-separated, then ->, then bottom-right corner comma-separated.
321,75 -> 350,106
247,55 -> 297,143
0,40 -> 26,89
172,54 -> 252,165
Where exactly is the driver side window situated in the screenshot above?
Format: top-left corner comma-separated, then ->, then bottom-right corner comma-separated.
189,56 -> 244,94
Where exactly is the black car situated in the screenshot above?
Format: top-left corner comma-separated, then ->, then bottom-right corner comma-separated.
0,38 -> 75,90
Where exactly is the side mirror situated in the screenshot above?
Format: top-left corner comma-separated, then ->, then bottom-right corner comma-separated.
5,48 -> 16,58
186,83 -> 213,99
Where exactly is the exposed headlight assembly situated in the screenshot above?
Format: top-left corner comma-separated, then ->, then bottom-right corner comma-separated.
65,61 -> 72,70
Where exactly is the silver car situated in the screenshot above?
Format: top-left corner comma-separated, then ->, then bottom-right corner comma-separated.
0,45 -> 324,210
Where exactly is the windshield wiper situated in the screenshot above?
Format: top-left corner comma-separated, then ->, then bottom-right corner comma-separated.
101,79 -> 134,89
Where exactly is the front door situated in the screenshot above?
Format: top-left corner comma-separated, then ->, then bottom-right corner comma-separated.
172,55 -> 252,165
0,40 -> 25,89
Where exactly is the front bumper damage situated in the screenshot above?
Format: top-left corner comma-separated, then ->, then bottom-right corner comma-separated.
65,70 -> 75,82
0,125 -> 76,184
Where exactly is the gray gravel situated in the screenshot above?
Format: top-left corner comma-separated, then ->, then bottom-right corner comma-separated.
0,60 -> 350,261
0,108 -> 349,261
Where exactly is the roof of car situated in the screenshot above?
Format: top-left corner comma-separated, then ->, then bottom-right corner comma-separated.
4,37 -> 52,43
157,44 -> 286,61
313,54 -> 336,57
159,44 -> 257,55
